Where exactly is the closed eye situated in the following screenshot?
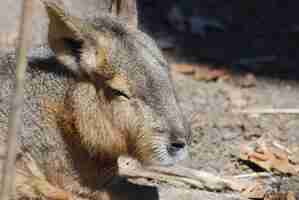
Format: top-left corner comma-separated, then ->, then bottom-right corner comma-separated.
111,88 -> 130,99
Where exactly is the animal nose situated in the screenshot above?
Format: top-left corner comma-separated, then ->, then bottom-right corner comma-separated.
171,141 -> 185,149
168,140 -> 186,155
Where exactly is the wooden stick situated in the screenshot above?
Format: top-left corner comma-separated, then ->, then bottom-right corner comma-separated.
234,172 -> 272,179
118,156 -> 281,199
233,108 -> 299,114
118,157 -> 274,193
145,164 -> 236,191
0,0 -> 34,200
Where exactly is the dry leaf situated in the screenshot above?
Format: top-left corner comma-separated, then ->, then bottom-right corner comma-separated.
172,63 -> 230,81
288,145 -> 299,165
264,191 -> 296,200
172,63 -> 196,74
240,139 -> 299,176
194,66 -> 229,81
241,180 -> 266,199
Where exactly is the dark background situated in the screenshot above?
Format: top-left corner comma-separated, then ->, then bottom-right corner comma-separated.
1,0 -> 299,76
138,0 -> 299,76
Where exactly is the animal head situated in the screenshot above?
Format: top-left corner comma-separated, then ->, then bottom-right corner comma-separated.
44,2 -> 190,166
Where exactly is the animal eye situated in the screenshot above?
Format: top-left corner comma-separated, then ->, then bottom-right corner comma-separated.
111,89 -> 130,99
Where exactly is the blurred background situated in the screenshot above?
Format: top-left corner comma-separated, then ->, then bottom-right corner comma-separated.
1,0 -> 299,77
138,0 -> 299,77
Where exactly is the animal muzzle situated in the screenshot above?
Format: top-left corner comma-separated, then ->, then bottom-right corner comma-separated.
148,137 -> 189,166
167,139 -> 188,163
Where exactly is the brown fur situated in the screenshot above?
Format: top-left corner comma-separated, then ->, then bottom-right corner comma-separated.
60,82 -> 128,160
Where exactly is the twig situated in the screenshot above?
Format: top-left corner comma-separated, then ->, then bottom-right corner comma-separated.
145,164 -> 236,191
234,172 -> 273,179
0,0 -> 34,200
272,141 -> 292,154
118,156 -> 276,198
233,108 -> 299,114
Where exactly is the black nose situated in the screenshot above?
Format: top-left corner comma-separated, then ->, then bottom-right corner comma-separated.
168,141 -> 186,155
171,142 -> 185,149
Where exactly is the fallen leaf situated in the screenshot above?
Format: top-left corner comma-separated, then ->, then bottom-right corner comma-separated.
172,63 -> 230,81
287,192 -> 297,200
194,66 -> 229,81
240,139 -> 299,176
172,63 -> 196,75
264,191 -> 296,200
288,145 -> 299,165
241,180 -> 265,199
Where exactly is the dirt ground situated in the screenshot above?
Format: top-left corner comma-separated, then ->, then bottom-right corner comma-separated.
108,65 -> 299,200
171,64 -> 299,193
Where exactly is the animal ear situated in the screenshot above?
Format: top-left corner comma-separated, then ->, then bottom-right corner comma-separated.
44,1 -> 130,92
111,0 -> 138,28
44,1 -> 108,77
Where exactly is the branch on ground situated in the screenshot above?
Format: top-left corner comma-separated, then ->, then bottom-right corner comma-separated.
118,156 -> 279,199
